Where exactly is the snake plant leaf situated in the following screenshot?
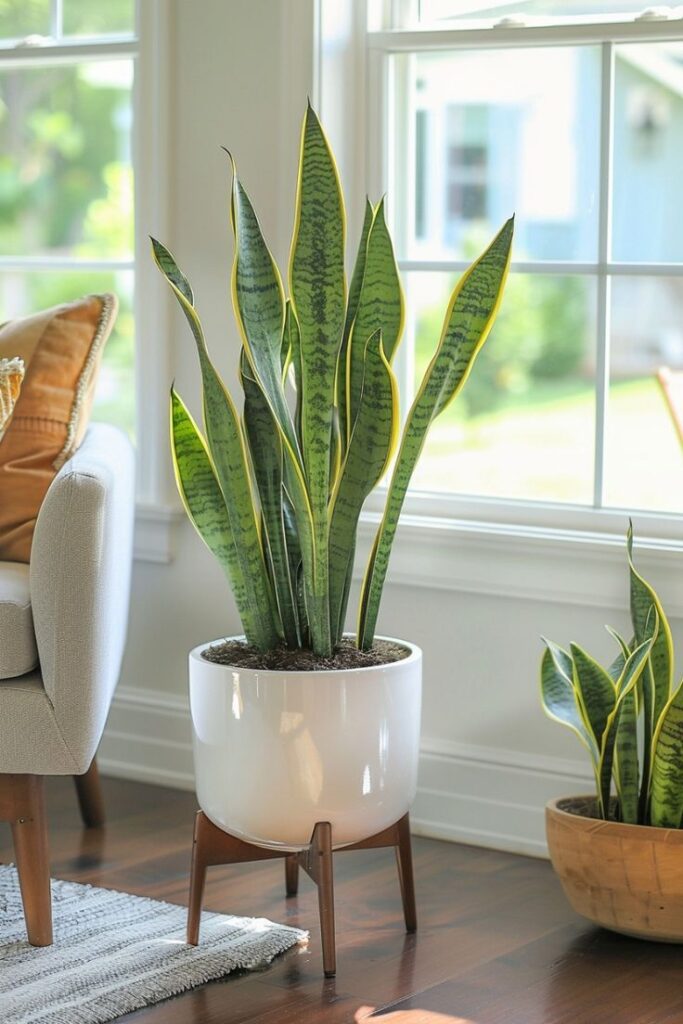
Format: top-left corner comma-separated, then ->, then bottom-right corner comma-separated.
229,157 -> 304,476
337,198 -> 373,448
358,216 -> 514,649
282,490 -> 308,642
627,522 -> 673,809
543,638 -> 573,685
345,199 -> 404,444
153,238 -> 279,651
289,102 -> 347,656
229,162 -> 319,647
570,643 -> 616,751
651,675 -> 683,827
540,644 -> 598,769
284,301 -> 303,446
597,633 -> 656,819
170,388 -> 241,590
241,352 -> 300,647
605,626 -> 630,681
604,627 -> 639,821
614,687 -> 639,824
328,330 -> 399,644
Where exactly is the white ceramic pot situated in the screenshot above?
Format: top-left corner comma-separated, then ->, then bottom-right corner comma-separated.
189,636 -> 422,851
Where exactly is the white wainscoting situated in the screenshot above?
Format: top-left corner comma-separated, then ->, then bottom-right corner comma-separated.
99,685 -> 592,859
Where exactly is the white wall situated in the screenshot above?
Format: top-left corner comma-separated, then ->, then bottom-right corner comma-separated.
99,0 -> 683,857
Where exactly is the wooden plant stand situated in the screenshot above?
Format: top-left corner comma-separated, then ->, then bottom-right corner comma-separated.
187,810 -> 417,977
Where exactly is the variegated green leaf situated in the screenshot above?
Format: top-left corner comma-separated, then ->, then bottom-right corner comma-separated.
170,387 -> 244,602
289,102 -> 346,655
153,238 -> 279,650
329,330 -> 398,644
345,199 -> 404,444
241,352 -> 299,647
337,198 -> 373,449
570,643 -> 616,750
358,217 -> 514,649
605,626 -> 629,682
627,522 -> 673,811
284,301 -> 302,446
229,157 -> 303,473
604,626 -> 639,821
597,634 -> 655,819
614,687 -> 639,823
540,644 -> 598,775
651,676 -> 683,827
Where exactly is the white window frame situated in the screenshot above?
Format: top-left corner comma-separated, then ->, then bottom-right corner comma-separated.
0,0 -> 177,562
316,1 -> 683,547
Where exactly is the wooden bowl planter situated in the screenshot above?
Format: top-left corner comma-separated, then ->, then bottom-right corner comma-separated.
546,796 -> 683,943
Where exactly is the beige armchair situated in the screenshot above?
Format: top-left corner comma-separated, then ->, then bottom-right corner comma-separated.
0,424 -> 134,945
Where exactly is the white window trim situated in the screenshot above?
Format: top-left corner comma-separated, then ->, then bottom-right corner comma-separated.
313,1 -> 683,560
0,1 -> 181,562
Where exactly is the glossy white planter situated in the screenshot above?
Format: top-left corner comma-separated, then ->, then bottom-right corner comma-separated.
189,636 -> 422,851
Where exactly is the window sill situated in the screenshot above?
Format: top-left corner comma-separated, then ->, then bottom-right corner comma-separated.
134,497 -> 683,612
355,509 -> 683,614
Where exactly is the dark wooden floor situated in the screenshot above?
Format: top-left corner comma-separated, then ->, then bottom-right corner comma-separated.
2,777 -> 683,1023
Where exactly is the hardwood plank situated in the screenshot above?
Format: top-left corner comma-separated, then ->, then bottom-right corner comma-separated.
1,775 -> 681,1024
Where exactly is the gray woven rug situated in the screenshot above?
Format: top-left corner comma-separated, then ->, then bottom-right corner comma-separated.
0,865 -> 307,1024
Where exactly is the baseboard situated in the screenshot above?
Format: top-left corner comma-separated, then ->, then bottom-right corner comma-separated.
411,739 -> 592,859
98,685 -> 195,792
100,686 -> 593,857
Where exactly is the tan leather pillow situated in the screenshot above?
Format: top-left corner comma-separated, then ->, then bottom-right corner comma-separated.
0,294 -> 118,563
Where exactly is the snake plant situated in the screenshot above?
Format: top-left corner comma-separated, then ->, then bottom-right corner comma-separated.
154,104 -> 513,656
540,524 -> 683,828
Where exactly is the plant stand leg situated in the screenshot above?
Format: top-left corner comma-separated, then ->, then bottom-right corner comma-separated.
299,822 -> 336,977
395,813 -> 417,933
186,811 -> 285,945
185,811 -> 417,976
285,854 -> 299,896
187,811 -> 208,945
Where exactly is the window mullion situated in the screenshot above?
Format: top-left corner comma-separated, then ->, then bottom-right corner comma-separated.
593,40 -> 614,510
50,0 -> 63,41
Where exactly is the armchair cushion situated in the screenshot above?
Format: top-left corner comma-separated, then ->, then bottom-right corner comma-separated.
0,424 -> 134,775
0,561 -> 37,679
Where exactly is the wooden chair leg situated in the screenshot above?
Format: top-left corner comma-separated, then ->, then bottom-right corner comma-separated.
285,854 -> 299,896
74,757 -> 105,828
395,812 -> 417,933
9,775 -> 52,946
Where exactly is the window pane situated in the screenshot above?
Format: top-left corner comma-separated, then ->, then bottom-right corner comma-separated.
406,272 -> 596,502
612,43 -> 683,263
393,47 -> 600,261
420,1 -> 659,23
605,276 -> 683,513
63,0 -> 135,37
1,271 -> 135,437
0,0 -> 50,41
0,60 -> 134,258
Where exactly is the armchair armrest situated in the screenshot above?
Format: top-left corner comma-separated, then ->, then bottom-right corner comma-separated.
29,424 -> 135,773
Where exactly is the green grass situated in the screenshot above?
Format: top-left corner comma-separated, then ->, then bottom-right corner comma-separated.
411,376 -> 683,513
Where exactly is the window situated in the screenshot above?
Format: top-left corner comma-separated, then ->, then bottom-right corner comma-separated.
0,0 -> 137,437
365,2 -> 683,523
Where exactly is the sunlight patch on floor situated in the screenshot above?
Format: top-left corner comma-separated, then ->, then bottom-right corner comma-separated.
355,1005 -> 478,1023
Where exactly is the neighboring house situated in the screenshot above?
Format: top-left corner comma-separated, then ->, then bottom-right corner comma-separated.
410,42 -> 683,375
